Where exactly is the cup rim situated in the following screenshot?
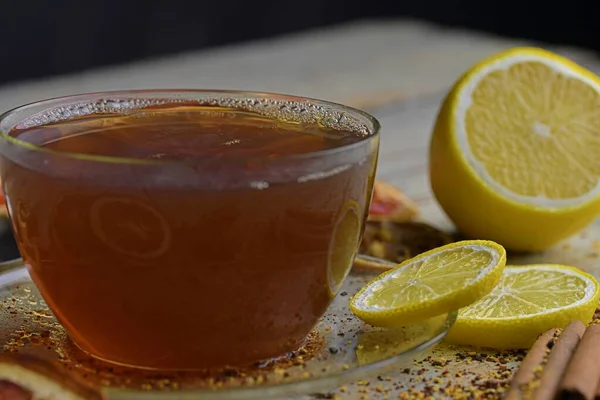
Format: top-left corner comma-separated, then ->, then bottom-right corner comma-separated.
0,89 -> 380,166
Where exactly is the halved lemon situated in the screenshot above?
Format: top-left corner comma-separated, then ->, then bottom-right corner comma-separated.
430,47 -> 600,251
446,264 -> 600,349
350,240 -> 506,327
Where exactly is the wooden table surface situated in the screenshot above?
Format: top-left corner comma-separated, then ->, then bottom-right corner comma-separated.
2,19 -> 600,399
2,19 -> 599,233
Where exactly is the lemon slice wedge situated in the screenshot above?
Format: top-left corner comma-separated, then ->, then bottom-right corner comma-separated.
350,240 -> 506,327
327,200 -> 362,297
430,47 -> 600,251
446,264 -> 600,349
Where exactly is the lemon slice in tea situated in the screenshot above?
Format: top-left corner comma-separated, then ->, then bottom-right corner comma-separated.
327,201 -> 362,297
90,197 -> 171,259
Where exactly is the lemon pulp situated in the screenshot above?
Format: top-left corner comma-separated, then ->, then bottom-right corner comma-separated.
350,240 -> 506,327
446,264 -> 600,349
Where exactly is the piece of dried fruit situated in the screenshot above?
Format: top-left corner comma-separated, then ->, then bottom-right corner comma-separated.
0,353 -> 103,400
368,181 -> 418,223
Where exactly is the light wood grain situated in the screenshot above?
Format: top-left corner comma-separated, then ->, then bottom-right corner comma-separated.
2,19 -> 596,114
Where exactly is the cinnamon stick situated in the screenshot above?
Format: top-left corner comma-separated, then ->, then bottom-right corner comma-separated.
558,324 -> 600,400
506,328 -> 558,400
534,321 -> 586,400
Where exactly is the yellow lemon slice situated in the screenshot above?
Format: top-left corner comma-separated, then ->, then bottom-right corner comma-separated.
350,240 -> 506,327
90,197 -> 171,259
446,264 -> 600,349
327,201 -> 362,297
430,47 -> 600,251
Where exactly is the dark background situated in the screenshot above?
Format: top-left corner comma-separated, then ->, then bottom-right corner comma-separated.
3,0 -> 600,86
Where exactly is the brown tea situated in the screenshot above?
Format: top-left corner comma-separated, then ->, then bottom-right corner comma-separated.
0,102 -> 377,370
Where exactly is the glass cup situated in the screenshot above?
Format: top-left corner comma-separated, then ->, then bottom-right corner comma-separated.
0,90 -> 380,370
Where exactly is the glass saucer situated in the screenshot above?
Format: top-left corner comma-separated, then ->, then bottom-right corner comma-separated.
0,259 -> 455,399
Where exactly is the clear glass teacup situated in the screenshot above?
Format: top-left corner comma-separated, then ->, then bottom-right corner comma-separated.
0,90 -> 380,370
